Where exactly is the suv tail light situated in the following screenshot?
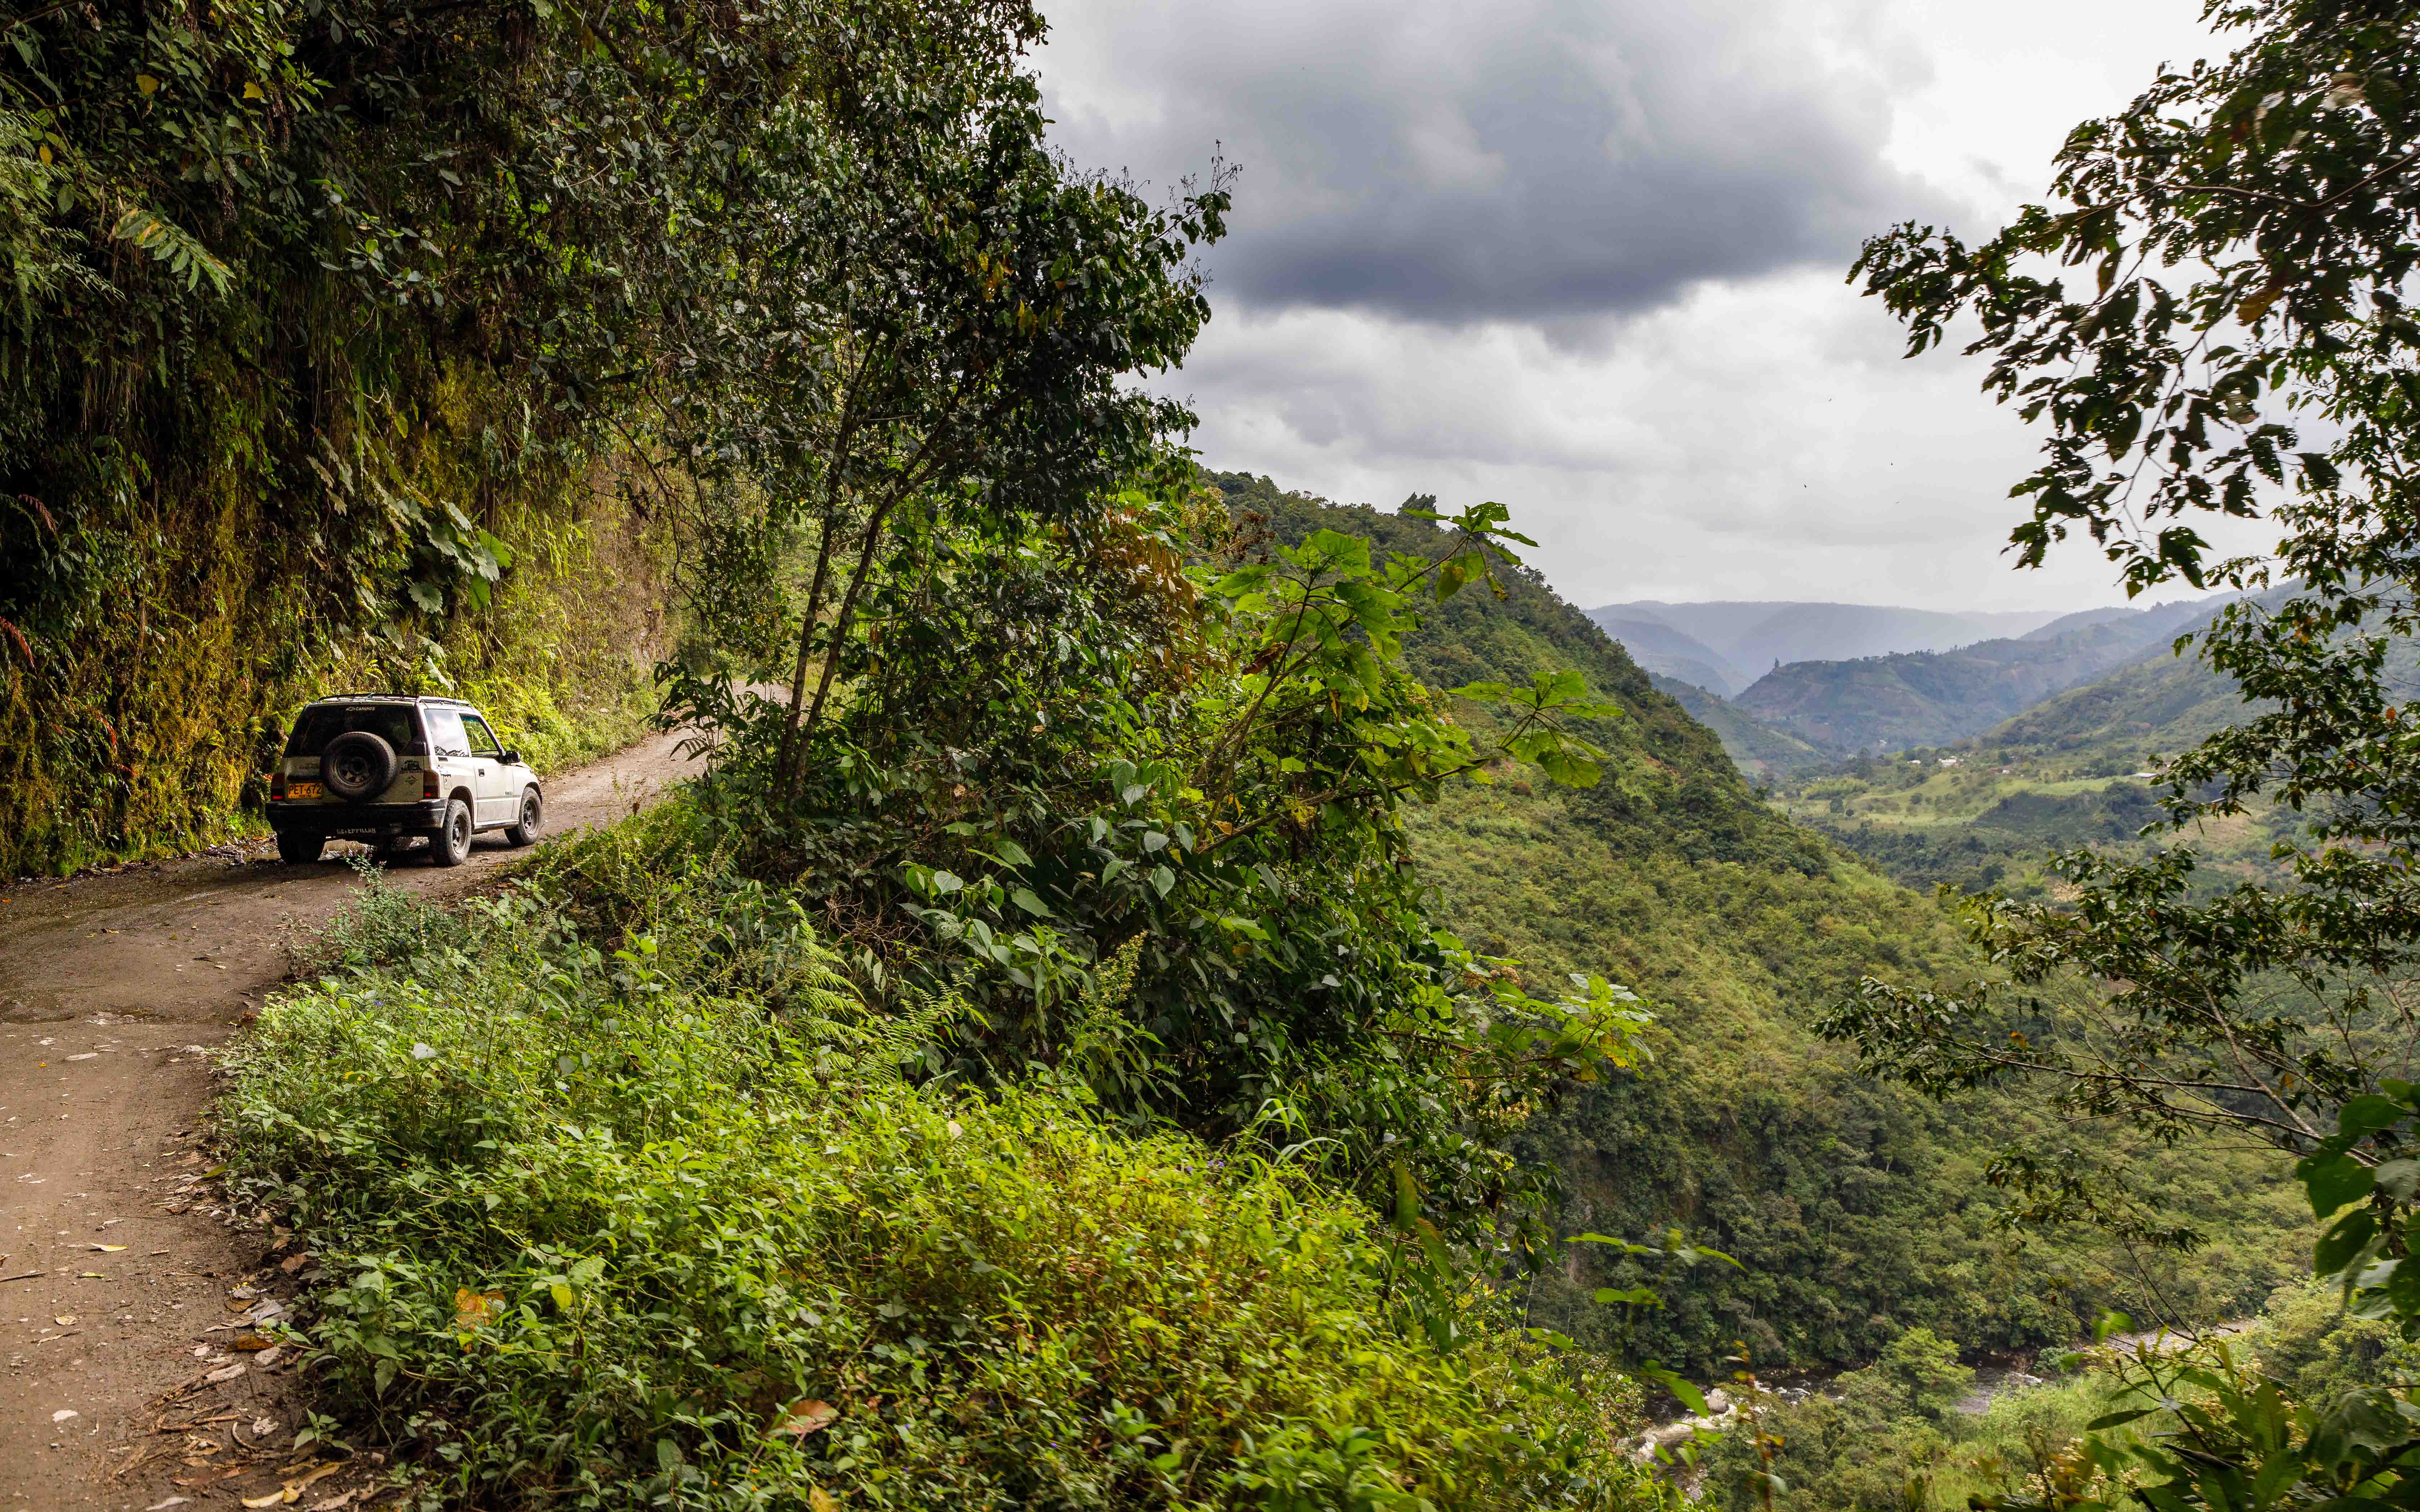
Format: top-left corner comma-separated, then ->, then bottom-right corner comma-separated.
270,771 -> 287,800
423,770 -> 440,800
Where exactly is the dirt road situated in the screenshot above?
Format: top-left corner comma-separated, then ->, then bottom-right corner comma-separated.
0,733 -> 699,1511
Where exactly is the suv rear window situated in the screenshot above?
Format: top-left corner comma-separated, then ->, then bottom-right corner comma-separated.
423,707 -> 468,756
286,705 -> 423,757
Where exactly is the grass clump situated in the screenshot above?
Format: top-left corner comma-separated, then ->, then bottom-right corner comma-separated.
221,863 -> 1656,1511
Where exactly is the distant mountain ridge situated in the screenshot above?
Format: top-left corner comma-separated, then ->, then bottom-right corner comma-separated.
1593,600 -> 2072,677
1731,595 -> 2231,756
1590,615 -> 1753,696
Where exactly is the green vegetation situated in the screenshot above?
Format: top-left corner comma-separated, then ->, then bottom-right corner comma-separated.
0,2 -> 702,875
1644,675 -> 1828,781
1697,1331 -> 2125,1512
34,0 -> 2414,1500
1697,1289 -> 2420,1512
1216,476 -> 2306,1375
1763,627 -> 2299,899
1729,600 -> 2219,758
1831,0 -> 2420,1500
223,829 -> 1658,1511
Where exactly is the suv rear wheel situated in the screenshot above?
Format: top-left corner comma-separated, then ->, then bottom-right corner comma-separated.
276,831 -> 325,865
505,788 -> 542,847
429,799 -> 474,868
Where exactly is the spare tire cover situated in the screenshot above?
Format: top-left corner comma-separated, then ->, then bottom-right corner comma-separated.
321,730 -> 398,804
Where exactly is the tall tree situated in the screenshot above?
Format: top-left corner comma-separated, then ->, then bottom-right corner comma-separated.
1832,1 -> 2420,1499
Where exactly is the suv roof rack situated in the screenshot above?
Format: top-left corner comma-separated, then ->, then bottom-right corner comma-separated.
309,693 -> 474,705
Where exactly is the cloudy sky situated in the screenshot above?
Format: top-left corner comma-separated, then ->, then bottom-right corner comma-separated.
1035,0 -> 2253,614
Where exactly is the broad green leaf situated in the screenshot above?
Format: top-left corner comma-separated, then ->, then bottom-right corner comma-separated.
2316,1208 -> 2380,1277
2340,1094 -> 2406,1138
2300,1150 -> 2377,1218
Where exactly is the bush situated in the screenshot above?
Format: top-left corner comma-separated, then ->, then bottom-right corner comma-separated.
221,874 -> 1658,1511
1834,1328 -> 1973,1422
2248,1280 -> 2420,1401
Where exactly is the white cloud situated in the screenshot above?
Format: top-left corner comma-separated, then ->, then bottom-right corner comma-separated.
1039,0 -> 2267,613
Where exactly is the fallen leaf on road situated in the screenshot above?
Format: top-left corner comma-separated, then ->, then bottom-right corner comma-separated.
452,1287 -> 503,1331
308,1493 -> 355,1512
145,1499 -> 191,1510
252,1346 -> 283,1368
55,1314 -> 76,1325
53,1408 -> 79,1422
238,1461 -> 347,1506
234,1333 -> 274,1351
204,1362 -> 246,1383
280,1253 -> 309,1273
770,1399 -> 840,1436
92,1243 -> 127,1252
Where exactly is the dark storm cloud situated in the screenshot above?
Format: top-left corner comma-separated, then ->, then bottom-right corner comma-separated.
1039,0 -> 1947,324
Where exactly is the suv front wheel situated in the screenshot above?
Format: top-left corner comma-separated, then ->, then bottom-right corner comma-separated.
430,799 -> 474,868
505,788 -> 542,847
276,831 -> 325,865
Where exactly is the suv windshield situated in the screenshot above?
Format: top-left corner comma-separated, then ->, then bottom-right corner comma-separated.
286,704 -> 421,757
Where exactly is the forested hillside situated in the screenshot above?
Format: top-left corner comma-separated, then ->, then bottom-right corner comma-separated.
1649,673 -> 1829,778
8,9 -> 1700,1506
1216,474 -> 2303,1372
1731,596 -> 2228,756
1765,598 -> 2330,899
1591,613 -> 1752,696
19,0 -> 2420,1506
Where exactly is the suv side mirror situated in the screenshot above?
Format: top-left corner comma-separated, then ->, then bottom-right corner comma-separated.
501,748 -> 523,765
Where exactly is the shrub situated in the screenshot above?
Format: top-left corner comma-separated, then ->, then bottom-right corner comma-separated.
221,879 -> 1657,1511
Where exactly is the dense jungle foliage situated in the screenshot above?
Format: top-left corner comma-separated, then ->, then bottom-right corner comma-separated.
0,0 -> 733,873
226,851 -> 1662,1511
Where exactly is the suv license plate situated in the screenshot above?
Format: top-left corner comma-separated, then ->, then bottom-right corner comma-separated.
288,780 -> 323,800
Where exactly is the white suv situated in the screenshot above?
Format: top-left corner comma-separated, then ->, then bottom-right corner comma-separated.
266,695 -> 543,867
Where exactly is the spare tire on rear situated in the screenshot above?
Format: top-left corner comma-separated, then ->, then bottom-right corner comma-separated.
321,730 -> 398,803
